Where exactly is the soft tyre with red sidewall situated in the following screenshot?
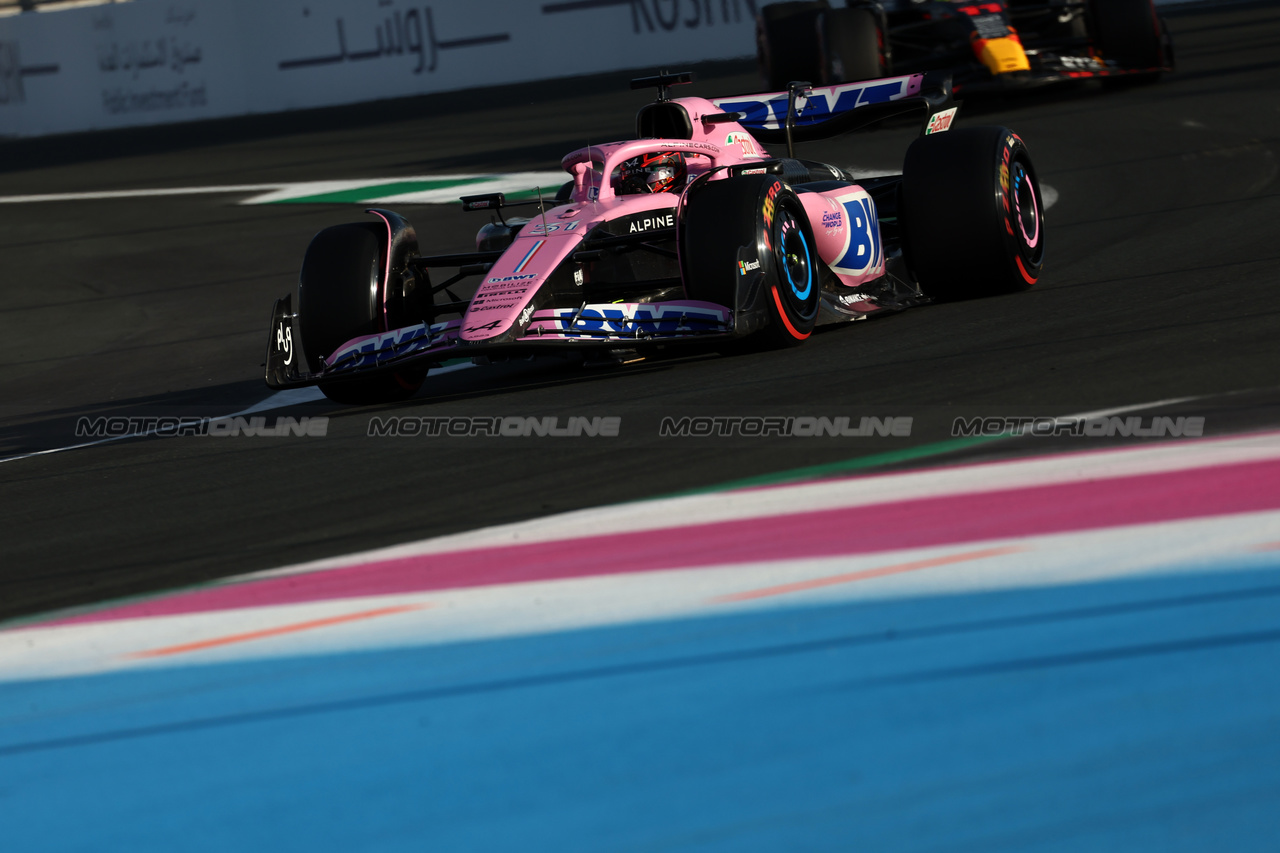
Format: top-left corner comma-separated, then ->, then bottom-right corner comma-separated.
900,126 -> 1045,300
762,189 -> 821,345
682,175 -> 821,348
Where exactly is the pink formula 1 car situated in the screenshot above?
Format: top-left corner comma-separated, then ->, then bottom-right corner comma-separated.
264,71 -> 1045,403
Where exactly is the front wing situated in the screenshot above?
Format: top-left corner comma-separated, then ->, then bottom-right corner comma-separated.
265,296 -> 733,390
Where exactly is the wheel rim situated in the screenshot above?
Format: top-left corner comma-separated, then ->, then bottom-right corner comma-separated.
778,212 -> 814,303
1012,158 -> 1041,254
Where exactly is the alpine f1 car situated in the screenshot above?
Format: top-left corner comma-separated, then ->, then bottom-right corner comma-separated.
757,0 -> 1174,92
264,71 -> 1045,404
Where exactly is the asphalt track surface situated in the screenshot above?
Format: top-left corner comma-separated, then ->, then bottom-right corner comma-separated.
2,0 -> 1279,623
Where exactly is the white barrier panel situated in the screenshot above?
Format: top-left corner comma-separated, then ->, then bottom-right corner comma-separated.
0,2 -> 240,137
0,0 -> 762,138
0,0 -> 1192,139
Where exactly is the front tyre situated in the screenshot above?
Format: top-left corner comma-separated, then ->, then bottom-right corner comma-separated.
681,176 -> 821,348
766,199 -> 821,345
298,222 -> 426,404
901,126 -> 1045,300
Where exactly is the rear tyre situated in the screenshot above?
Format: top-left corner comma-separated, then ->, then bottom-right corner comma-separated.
682,176 -> 821,348
757,1 -> 829,91
1088,0 -> 1167,85
900,126 -> 1045,300
821,7 -> 886,84
298,223 -> 426,404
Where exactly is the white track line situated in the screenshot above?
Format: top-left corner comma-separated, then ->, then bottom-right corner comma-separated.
0,391 -> 323,465
0,178 -> 1062,209
0,174 -> 566,206
0,364 -> 474,465
1059,395 -> 1199,422
0,185 -> 285,204
238,173 -> 567,205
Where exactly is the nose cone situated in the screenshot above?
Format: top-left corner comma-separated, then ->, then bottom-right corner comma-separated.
975,36 -> 1031,75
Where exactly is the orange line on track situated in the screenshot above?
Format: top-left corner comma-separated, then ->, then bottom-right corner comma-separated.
714,546 -> 1027,603
127,603 -> 430,659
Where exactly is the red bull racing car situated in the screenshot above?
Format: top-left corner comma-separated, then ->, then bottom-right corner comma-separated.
757,0 -> 1174,92
264,71 -> 1045,403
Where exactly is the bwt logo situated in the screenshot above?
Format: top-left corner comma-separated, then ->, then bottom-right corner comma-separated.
714,77 -> 911,131
328,322 -> 434,370
550,304 -> 727,337
544,0 -> 759,34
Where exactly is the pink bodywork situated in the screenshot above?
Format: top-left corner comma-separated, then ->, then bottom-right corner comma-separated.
458,91 -> 906,343
326,76 -> 926,367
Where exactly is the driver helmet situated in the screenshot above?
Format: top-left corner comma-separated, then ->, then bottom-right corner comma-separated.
617,151 -> 687,195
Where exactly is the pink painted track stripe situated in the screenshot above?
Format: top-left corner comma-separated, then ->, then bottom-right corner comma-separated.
46,458 -> 1280,626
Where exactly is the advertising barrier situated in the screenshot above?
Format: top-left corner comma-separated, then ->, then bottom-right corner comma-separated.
0,0 -> 1192,139
0,0 -> 763,138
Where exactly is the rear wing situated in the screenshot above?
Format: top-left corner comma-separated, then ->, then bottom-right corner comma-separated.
709,72 -> 956,144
